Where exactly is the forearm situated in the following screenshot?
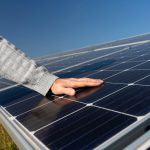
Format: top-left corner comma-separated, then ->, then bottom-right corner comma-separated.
0,37 -> 58,96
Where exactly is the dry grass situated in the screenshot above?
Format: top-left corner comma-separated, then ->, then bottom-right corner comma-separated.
0,124 -> 19,150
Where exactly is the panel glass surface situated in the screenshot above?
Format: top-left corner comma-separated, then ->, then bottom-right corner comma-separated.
136,76 -> 150,85
0,81 -> 10,89
105,70 -> 150,84
94,85 -> 150,116
35,107 -> 136,150
17,98 -> 85,131
105,61 -> 142,70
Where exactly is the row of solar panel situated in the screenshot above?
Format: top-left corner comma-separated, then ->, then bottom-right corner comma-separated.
0,40 -> 150,149
0,40 -> 149,149
36,33 -> 150,63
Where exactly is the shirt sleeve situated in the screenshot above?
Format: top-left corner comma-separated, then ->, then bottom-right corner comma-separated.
0,37 -> 59,96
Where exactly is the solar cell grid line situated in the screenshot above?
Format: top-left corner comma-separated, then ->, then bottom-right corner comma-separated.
34,107 -> 136,150
0,82 -> 11,89
50,44 -> 145,74
0,78 -> 16,84
58,111 -> 134,150
132,61 -> 150,70
62,74 -> 150,117
5,93 -> 40,108
52,43 -> 150,75
38,53 -> 83,66
94,85 -> 150,116
103,52 -> 150,71
136,75 -> 150,85
16,101 -> 85,132
5,94 -> 56,116
104,47 -> 150,63
94,40 -> 150,52
106,70 -> 150,87
0,85 -> 38,106
58,58 -> 147,79
105,70 -> 150,84
14,95 -> 84,119
0,83 -> 19,93
104,61 -> 144,70
38,55 -> 73,66
64,83 -> 126,104
131,54 -> 150,61
36,50 -> 92,63
101,60 -> 149,80
105,45 -> 150,59
74,60 -> 148,79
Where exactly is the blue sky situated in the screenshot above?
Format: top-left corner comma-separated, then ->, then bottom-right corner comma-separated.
0,0 -> 150,57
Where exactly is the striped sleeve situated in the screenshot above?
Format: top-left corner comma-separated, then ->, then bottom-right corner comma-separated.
0,37 -> 58,96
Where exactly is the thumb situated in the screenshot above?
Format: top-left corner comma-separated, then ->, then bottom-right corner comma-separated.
62,87 -> 76,96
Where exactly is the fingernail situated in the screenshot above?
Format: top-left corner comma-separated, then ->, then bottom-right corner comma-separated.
98,79 -> 104,84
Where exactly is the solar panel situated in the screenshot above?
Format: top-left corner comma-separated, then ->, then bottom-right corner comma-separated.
0,33 -> 150,150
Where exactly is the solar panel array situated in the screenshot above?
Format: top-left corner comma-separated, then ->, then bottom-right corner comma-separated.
0,34 -> 150,150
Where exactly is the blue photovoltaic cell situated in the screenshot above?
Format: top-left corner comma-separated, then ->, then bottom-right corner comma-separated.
94,85 -> 150,116
136,76 -> 150,85
132,61 -> 150,69
0,86 -> 37,106
105,70 -> 150,84
0,78 -> 16,85
34,107 -> 136,150
132,54 -> 150,61
0,82 -> 10,89
5,95 -> 57,116
105,61 -> 141,70
56,59 -> 118,78
88,70 -> 120,79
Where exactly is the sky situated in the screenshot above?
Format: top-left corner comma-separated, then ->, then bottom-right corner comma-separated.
0,0 -> 150,57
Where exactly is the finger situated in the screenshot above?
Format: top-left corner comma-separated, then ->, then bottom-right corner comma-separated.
67,80 -> 103,88
61,87 -> 76,96
70,78 -> 103,83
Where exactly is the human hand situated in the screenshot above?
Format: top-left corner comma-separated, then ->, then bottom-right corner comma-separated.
51,78 -> 104,96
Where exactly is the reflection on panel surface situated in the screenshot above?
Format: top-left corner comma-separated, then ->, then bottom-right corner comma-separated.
17,98 -> 85,131
6,95 -> 58,116
65,83 -> 125,103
